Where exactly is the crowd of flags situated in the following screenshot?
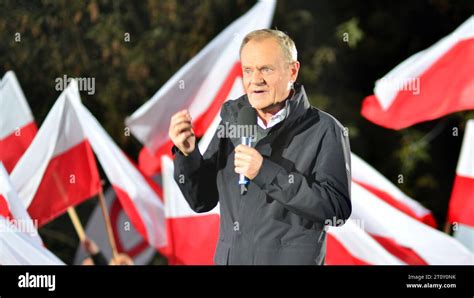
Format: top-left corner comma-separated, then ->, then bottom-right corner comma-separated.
1,0 -> 473,265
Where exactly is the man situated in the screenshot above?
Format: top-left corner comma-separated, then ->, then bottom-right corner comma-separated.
169,29 -> 351,265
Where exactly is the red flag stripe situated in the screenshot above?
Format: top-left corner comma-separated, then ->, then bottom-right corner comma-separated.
370,234 -> 428,265
165,215 -> 220,265
27,140 -> 101,226
0,122 -> 37,173
0,194 -> 11,218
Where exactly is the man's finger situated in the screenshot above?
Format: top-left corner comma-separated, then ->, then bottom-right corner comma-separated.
171,109 -> 189,122
235,144 -> 251,153
234,159 -> 248,168
176,130 -> 194,143
174,121 -> 193,135
234,153 -> 252,162
172,114 -> 191,126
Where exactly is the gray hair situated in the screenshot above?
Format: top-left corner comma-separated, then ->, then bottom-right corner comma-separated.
240,29 -> 298,63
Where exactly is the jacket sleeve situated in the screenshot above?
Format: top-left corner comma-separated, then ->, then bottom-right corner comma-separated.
252,121 -> 352,226
172,122 -> 222,213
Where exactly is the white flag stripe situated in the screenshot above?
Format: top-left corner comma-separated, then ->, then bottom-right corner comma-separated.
0,71 -> 34,139
0,164 -> 62,265
0,218 -> 64,265
456,120 -> 474,178
198,79 -> 244,153
351,153 -> 432,218
162,156 -> 219,219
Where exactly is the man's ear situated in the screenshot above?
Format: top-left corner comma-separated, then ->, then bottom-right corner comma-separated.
290,61 -> 300,82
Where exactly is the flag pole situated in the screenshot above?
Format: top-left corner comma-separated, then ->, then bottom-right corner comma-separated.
52,172 -> 87,242
67,207 -> 86,241
443,221 -> 452,234
97,180 -> 119,259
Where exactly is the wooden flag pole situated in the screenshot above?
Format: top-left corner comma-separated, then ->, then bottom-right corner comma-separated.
443,221 -> 452,234
97,183 -> 119,259
52,172 -> 87,242
67,207 -> 86,241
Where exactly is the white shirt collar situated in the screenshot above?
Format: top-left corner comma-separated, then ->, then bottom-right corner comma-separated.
257,99 -> 290,129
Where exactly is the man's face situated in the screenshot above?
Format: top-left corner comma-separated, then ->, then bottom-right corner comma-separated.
240,37 -> 299,111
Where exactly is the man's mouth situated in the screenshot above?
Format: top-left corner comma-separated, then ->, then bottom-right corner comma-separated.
253,90 -> 266,94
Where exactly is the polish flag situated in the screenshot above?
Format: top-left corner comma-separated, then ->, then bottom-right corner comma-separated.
351,153 -> 436,227
361,16 -> 474,130
0,71 -> 37,173
0,163 -> 63,265
448,119 -> 474,228
350,182 -> 474,265
67,87 -> 167,250
125,0 -> 276,176
10,82 -> 102,226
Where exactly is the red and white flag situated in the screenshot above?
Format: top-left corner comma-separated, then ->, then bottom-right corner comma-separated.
67,85 -> 167,250
448,119 -> 474,228
0,163 -> 64,265
125,0 -> 276,176
10,82 -> 102,226
361,16 -> 474,130
349,182 -> 474,265
351,153 -> 436,227
0,71 -> 37,173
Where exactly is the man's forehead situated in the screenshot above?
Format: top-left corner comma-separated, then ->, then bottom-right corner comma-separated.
240,38 -> 284,60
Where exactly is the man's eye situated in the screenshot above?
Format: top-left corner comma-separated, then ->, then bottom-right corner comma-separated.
244,69 -> 252,75
261,67 -> 272,74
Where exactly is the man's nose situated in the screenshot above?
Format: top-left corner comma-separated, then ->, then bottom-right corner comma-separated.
251,71 -> 265,85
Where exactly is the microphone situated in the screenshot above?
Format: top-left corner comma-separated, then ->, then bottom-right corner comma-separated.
237,106 -> 257,194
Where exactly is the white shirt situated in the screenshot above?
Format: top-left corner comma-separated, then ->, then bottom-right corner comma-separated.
257,99 -> 290,129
